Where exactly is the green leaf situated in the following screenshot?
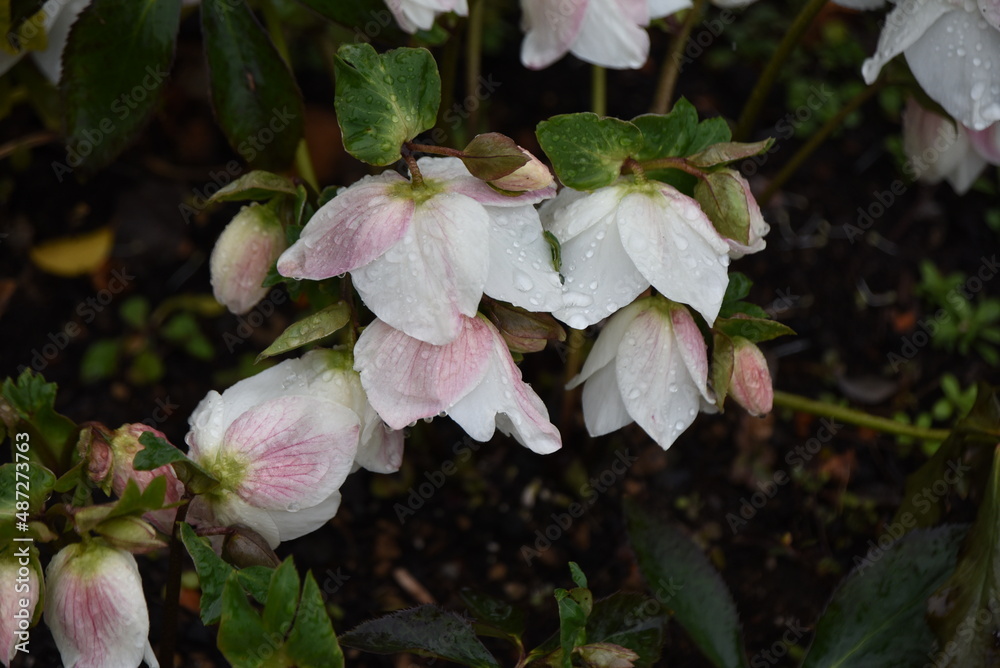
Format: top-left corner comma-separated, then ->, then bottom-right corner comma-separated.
460,589 -> 526,642
333,43 -> 440,166
585,592 -> 667,668
81,339 -> 121,384
536,113 -> 642,191
460,132 -> 529,181
207,170 -> 298,204
802,525 -> 967,668
686,117 -> 733,155
60,0 -> 182,173
694,170 -> 751,245
687,139 -> 774,168
238,566 -> 274,605
340,605 -> 501,668
285,571 -> 345,668
119,296 -> 150,329
569,562 -> 588,589
256,302 -> 351,362
556,587 -> 591,667
0,461 -> 55,523
218,572 -> 269,668
74,476 -> 169,533
134,431 -> 219,495
926,447 -> 1000,668
293,0 -> 406,42
1,370 -> 78,471
712,333 -> 735,410
714,316 -> 795,344
625,499 -> 749,668
631,102 -> 700,161
722,272 -> 753,304
263,558 -> 300,637
201,0 -> 305,170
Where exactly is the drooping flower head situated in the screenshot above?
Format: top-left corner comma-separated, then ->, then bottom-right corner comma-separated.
278,157 -> 562,345
355,315 -> 562,454
728,336 -> 773,417
44,541 -> 159,668
185,349 -> 402,547
210,202 -> 287,315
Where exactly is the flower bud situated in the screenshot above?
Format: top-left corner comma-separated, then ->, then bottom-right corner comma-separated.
902,97 -> 985,194
729,337 -> 773,417
210,202 -> 286,315
489,148 -> 554,192
1,547 -> 41,667
45,542 -> 158,668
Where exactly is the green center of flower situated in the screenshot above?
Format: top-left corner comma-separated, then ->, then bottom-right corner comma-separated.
389,177 -> 446,205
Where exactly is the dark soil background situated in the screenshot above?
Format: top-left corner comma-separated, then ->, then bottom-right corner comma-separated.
2,1 -> 999,666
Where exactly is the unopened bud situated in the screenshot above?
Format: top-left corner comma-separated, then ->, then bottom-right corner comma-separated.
210,202 -> 286,315
489,148 -> 554,192
729,337 -> 773,416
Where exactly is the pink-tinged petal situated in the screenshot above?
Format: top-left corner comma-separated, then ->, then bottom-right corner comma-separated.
730,338 -> 773,416
209,495 -> 281,548
902,97 -> 980,190
905,10 -> 1000,130
616,308 -> 703,449
724,174 -> 769,259
355,318 -> 493,428
968,123 -> 1000,163
419,157 -> 556,206
581,361 -> 633,436
649,0 -> 692,17
521,0 -> 589,69
264,490 -> 343,543
617,0 -> 650,25
484,205 -> 565,313
448,319 -> 561,454
45,543 -> 157,668
211,204 -> 286,315
861,0 -> 951,84
354,420 -> 405,474
352,192 -> 490,344
567,298 -> 647,388
277,172 -> 414,280
668,304 -> 712,401
554,215 -> 649,329
222,396 -> 360,510
571,0 -> 650,69
617,187 -> 730,324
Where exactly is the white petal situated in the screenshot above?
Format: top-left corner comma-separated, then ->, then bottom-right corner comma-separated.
541,185 -> 621,242
352,192 -> 490,344
905,9 -> 1000,130
353,422 -> 405,473
571,0 -> 651,68
567,298 -> 647,388
484,205 -> 565,313
616,308 -> 703,449
266,490 -> 344,543
581,361 -> 634,436
211,495 -> 282,547
419,156 -> 556,207
617,187 -> 730,323
185,390 -> 226,461
31,0 -> 91,84
861,0 -> 952,84
520,0 -> 588,69
649,0 -> 692,16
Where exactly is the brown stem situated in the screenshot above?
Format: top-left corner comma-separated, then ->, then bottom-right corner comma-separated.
158,502 -> 190,668
406,142 -> 466,157
651,0 -> 707,114
636,156 -> 705,178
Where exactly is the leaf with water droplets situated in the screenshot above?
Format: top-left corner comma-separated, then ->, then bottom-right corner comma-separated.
256,302 -> 351,362
536,113 -> 642,190
334,43 -> 441,166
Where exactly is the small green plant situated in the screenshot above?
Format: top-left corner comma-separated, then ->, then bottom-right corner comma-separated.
895,374 -> 978,455
916,260 -> 1000,365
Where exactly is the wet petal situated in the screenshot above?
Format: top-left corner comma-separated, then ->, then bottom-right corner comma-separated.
484,205 -> 565,313
520,0 -> 589,69
861,0 -> 952,84
571,0 -> 651,68
581,361 -> 633,435
567,298 -> 646,388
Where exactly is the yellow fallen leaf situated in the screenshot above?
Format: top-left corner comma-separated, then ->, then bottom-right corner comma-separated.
29,226 -> 114,277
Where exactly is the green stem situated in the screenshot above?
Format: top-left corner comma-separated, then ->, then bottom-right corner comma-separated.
294,140 -> 320,192
465,0 -> 485,135
733,0 -> 828,141
591,65 -> 607,117
773,391 -> 950,442
158,502 -> 190,668
636,155 -> 704,178
651,0 -> 706,114
758,80 -> 882,206
438,25 -> 462,145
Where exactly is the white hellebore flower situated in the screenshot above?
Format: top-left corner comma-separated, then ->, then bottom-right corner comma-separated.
45,542 -> 158,668
277,157 -> 562,345
568,297 -> 711,450
386,0 -> 468,33
861,0 -> 1000,130
902,96 -> 1000,192
542,180 -> 731,329
0,0 -> 91,84
210,203 -> 287,315
520,0 -> 687,70
185,349 -> 403,548
355,315 -> 562,454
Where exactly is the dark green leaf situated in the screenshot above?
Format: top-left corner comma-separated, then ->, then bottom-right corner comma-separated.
536,113 -> 641,191
333,43 -> 440,166
293,0 -> 406,42
722,272 -> 753,304
285,571 -> 345,667
631,102 -> 699,162
238,566 -> 274,605
714,316 -> 795,344
218,572 -> 268,668
569,562 -> 588,589
61,0 -> 182,172
201,0 -> 305,170
625,499 -> 749,668
686,117 -> 732,155
256,302 -> 351,362
0,461 -> 55,522
803,525 -> 967,668
586,592 -> 667,668
340,604 -> 500,668
119,296 -> 150,329
1,370 -> 78,471
460,589 -> 526,641
208,170 -> 298,204
263,558 -> 300,637
134,431 -> 219,495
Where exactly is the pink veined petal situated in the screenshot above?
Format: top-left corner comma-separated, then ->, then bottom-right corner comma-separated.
968,122 -> 1000,163
616,187 -> 730,324
447,319 -> 561,454
276,172 -> 413,280
484,205 -> 565,313
581,361 -> 634,436
222,396 -> 361,510
264,490 -> 344,544
902,96 -> 977,186
861,0 -> 952,84
354,317 -> 494,429
419,156 -> 556,207
571,0 -> 651,69
352,192 -> 491,344
668,304 -> 712,401
616,308 -> 704,450
567,298 -> 648,388
905,10 -> 1000,130
521,0 -> 589,69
